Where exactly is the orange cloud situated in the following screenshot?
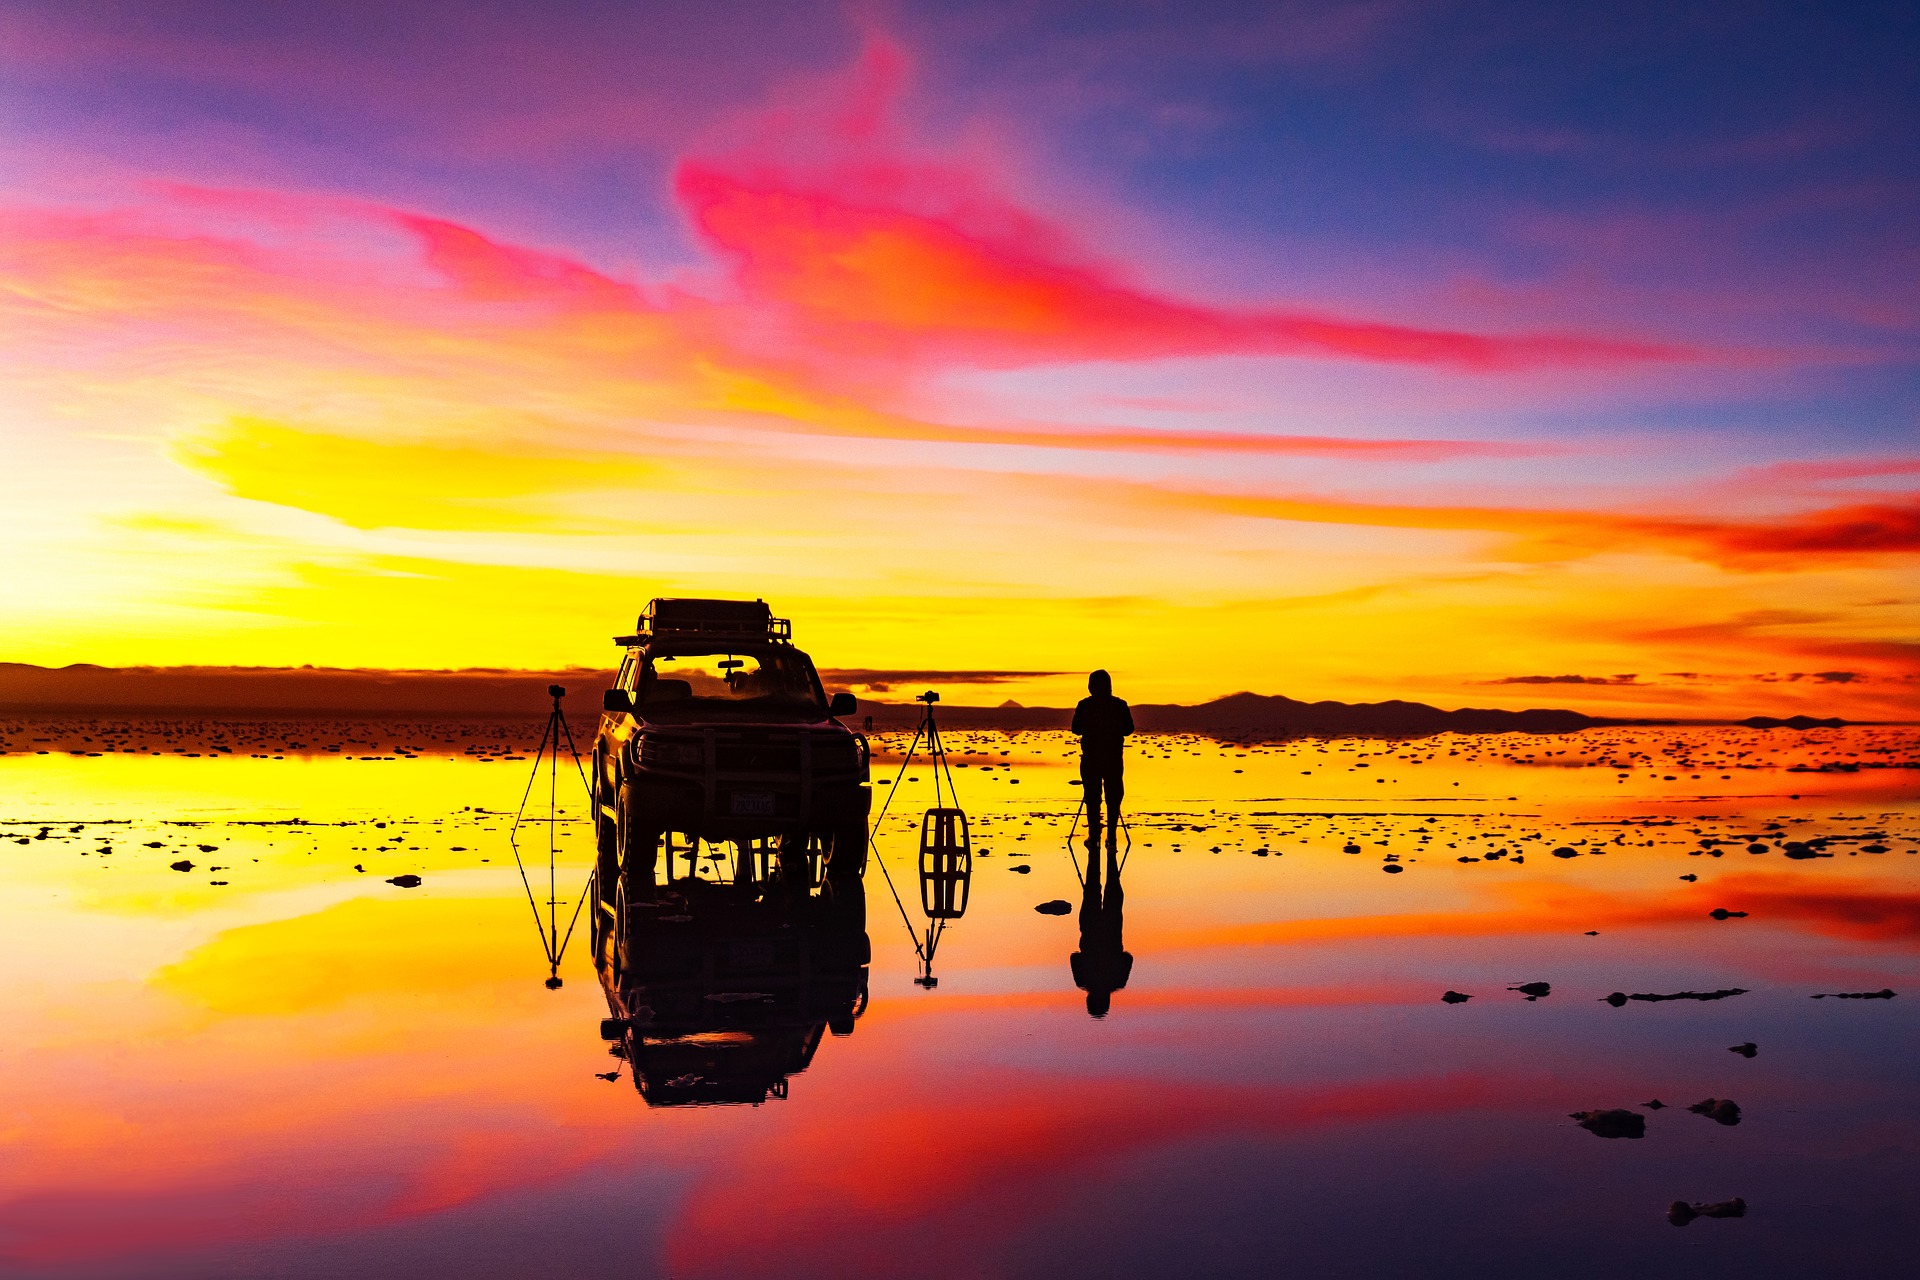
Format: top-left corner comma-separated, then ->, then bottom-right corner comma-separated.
1182,489 -> 1920,567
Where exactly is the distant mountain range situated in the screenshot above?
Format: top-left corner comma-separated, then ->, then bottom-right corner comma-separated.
0,664 -> 1847,734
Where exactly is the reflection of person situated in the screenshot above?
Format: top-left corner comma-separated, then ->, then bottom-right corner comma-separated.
1071,842 -> 1131,1017
1071,670 -> 1133,849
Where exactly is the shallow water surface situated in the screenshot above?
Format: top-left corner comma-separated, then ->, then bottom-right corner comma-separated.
1,724 -> 1916,1278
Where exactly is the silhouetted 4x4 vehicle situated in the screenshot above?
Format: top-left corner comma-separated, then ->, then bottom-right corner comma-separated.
592,599 -> 870,900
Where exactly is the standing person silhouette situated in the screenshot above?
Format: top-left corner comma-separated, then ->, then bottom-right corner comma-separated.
1071,669 -> 1133,850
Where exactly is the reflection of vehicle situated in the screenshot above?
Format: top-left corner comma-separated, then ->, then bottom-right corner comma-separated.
592,599 -> 869,896
594,850 -> 870,1106
589,600 -> 872,1104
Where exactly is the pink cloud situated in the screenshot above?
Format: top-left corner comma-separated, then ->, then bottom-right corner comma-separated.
674,159 -> 1696,372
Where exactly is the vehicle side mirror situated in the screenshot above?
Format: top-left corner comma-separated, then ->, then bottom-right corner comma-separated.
603,688 -> 633,713
829,692 -> 857,717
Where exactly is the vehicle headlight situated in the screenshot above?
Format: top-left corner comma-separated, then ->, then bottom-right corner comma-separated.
640,737 -> 703,769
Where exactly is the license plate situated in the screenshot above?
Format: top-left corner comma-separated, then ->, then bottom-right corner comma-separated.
728,941 -> 774,968
730,791 -> 775,816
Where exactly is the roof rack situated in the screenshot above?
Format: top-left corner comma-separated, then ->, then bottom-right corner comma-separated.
614,597 -> 792,647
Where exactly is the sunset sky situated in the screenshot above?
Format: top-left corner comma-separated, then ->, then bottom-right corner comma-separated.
3,1 -> 1916,716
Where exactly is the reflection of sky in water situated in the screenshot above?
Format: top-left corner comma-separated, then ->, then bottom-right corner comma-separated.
0,726 -> 1915,1277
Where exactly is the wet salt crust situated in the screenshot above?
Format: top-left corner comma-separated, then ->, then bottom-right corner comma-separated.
1,723 -> 1915,1278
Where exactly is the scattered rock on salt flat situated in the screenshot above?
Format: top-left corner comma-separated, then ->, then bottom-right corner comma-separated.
1607,988 -> 1748,1006
1812,988 -> 1896,999
387,873 -> 422,888
1669,1197 -> 1745,1226
1729,1042 -> 1757,1058
1441,991 -> 1471,1004
1688,1098 -> 1741,1126
1034,900 -> 1071,915
169,859 -> 193,872
1571,1109 -> 1645,1139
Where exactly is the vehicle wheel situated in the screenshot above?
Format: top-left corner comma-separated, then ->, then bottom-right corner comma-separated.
611,872 -> 631,983
590,864 -> 610,967
827,807 -> 869,884
615,782 -> 659,898
587,752 -> 610,859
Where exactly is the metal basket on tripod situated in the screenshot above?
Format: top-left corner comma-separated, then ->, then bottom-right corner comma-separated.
918,807 -> 972,919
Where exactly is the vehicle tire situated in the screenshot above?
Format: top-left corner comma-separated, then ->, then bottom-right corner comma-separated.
590,864 -> 611,968
593,751 -> 618,861
827,807 -> 869,884
615,781 -> 659,897
611,872 -> 631,983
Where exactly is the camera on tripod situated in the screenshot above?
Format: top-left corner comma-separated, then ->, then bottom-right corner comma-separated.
916,691 -> 940,704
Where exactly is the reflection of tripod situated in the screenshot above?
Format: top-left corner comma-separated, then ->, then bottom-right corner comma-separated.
510,684 -> 594,988
865,692 -> 970,989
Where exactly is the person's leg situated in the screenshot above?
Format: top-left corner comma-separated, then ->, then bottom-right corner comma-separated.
1082,768 -> 1104,846
1104,767 -> 1124,846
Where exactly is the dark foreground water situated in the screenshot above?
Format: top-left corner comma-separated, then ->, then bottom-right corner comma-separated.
1,724 -> 1915,1278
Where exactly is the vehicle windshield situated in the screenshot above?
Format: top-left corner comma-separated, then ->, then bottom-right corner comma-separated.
636,646 -> 823,712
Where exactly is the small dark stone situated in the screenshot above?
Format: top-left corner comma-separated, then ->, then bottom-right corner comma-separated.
169,859 -> 193,872
387,873 -> 423,888
1382,864 -> 1404,873
1709,908 -> 1748,920
1642,1099 -> 1667,1110
197,844 -> 218,852
1584,930 -> 1598,936
1035,899 -> 1072,915
1010,864 -> 1031,873
1688,1098 -> 1741,1126
1729,1042 -> 1757,1058
1811,988 -> 1896,999
1509,981 -> 1551,1000
1441,990 -> 1471,1004
1679,873 -> 1697,881
1571,1108 -> 1645,1139
1671,1197 -> 1746,1225
1746,843 -> 1768,854
1343,842 -> 1361,854
1608,987 -> 1750,1005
